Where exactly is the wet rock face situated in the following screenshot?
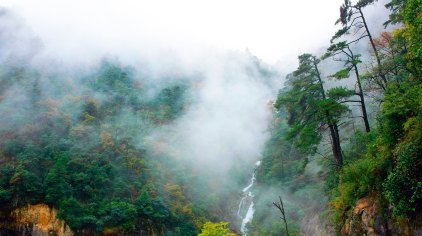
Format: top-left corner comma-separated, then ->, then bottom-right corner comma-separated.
0,204 -> 73,236
0,223 -> 51,236
341,196 -> 421,236
341,196 -> 388,236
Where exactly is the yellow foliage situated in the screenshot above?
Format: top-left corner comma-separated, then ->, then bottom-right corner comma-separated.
182,204 -> 193,215
82,113 -> 96,124
122,153 -> 145,176
100,131 -> 113,148
198,222 -> 235,236
70,125 -> 87,137
39,98 -> 62,117
164,183 -> 184,198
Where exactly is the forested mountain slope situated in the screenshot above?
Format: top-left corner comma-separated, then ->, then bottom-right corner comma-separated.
249,0 -> 421,235
0,0 -> 421,235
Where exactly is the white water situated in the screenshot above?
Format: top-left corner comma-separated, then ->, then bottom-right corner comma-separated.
238,160 -> 261,235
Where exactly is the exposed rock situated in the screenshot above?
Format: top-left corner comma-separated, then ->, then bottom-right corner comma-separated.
0,204 -> 73,236
341,196 -> 422,236
301,214 -> 335,236
342,196 -> 387,235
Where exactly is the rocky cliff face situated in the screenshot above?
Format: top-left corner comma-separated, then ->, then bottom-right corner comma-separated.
341,196 -> 422,236
0,204 -> 73,236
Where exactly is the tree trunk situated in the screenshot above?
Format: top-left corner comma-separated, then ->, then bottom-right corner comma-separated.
314,59 -> 344,167
333,123 -> 343,166
353,64 -> 371,132
359,7 -> 388,87
329,123 -> 343,167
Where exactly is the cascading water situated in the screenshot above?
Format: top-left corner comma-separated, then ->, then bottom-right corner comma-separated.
237,160 -> 261,235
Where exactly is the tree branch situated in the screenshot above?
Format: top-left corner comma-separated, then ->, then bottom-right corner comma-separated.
273,196 -> 290,236
339,100 -> 362,103
349,34 -> 369,44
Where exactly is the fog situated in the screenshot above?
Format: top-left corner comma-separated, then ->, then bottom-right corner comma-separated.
0,0 -> 392,199
2,0 -> 348,66
0,0 -> 394,233
150,52 -> 276,175
0,4 -> 277,188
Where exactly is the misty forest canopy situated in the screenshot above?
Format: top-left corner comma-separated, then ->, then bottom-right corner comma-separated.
0,57 -> 200,234
0,55 -> 255,234
0,7 -> 277,235
0,0 -> 421,235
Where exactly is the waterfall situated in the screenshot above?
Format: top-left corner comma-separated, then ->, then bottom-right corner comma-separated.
238,160 -> 261,235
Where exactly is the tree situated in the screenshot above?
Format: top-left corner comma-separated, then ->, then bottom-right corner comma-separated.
273,196 -> 289,236
89,60 -> 140,116
100,201 -> 137,232
135,189 -> 170,233
383,0 -> 422,79
372,31 -> 409,84
334,0 -> 388,88
198,222 -> 235,236
275,54 -> 348,167
382,0 -> 420,82
401,0 -> 422,79
384,0 -> 407,27
323,41 -> 371,132
379,78 -> 422,218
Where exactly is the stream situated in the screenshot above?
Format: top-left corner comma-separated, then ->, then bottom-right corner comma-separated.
237,160 -> 261,235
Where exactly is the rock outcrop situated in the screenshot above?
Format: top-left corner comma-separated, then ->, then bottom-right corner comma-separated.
341,196 -> 421,236
0,204 -> 73,236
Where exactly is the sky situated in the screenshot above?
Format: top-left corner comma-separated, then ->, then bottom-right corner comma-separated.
1,0 -> 347,68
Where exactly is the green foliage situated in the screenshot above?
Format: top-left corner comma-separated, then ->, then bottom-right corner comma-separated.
145,84 -> 188,123
336,0 -> 377,26
100,201 -> 137,231
402,0 -> 422,78
0,1 -> 421,234
325,41 -> 348,58
331,156 -> 387,222
383,139 -> 422,217
198,222 -> 235,236
326,87 -> 355,101
89,60 -> 141,115
379,81 -> 422,217
276,54 -> 348,158
355,0 -> 377,8
257,114 -> 307,185
330,68 -> 350,79
379,83 -> 421,149
331,80 -> 421,224
255,0 -> 422,233
58,198 -> 98,230
384,0 -> 407,26
135,189 -> 170,228
342,130 -> 377,163
0,59 -> 207,235
331,27 -> 349,43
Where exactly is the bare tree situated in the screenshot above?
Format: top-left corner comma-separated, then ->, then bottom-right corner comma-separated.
273,196 -> 289,236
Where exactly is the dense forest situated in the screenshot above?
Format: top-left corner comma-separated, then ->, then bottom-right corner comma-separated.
0,0 -> 421,235
0,58 -> 207,235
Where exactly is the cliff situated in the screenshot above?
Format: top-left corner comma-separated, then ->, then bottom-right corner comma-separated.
0,204 -> 73,236
341,196 -> 422,236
